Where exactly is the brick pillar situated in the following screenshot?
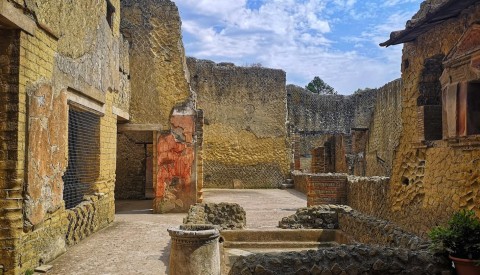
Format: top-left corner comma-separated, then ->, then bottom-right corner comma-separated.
311,147 -> 325,173
196,110 -> 204,203
0,29 -> 21,274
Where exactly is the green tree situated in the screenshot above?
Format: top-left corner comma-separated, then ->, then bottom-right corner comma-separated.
305,76 -> 336,95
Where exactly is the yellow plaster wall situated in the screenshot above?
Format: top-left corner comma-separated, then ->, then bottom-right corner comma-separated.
388,4 -> 480,236
0,0 -> 128,273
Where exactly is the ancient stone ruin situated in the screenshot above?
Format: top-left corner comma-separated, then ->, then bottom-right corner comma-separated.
0,0 -> 479,274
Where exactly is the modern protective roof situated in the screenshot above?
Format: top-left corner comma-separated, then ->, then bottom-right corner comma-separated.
380,0 -> 480,47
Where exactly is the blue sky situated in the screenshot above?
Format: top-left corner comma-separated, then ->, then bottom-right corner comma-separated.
176,0 -> 423,94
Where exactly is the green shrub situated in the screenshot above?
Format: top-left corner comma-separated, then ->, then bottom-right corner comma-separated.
429,209 -> 480,260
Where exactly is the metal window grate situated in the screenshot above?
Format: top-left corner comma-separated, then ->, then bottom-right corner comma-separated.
63,106 -> 100,209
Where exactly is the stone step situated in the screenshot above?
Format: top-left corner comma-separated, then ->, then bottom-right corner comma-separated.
280,183 -> 294,189
220,229 -> 338,243
223,241 -> 338,249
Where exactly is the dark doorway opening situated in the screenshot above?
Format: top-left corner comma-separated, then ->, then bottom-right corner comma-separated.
115,130 -> 154,213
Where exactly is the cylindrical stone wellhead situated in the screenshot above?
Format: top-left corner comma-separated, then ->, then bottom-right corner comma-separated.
168,224 -> 221,275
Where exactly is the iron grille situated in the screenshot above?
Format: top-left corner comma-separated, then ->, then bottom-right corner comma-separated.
63,106 -> 101,209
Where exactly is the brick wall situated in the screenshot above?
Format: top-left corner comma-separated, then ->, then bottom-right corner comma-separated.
310,147 -> 325,173
307,174 -> 347,206
0,29 -> 21,275
0,0 -> 131,273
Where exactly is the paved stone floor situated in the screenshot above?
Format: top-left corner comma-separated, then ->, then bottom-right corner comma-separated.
47,189 -> 306,274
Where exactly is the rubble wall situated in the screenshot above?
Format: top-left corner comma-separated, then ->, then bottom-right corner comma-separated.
187,58 -> 289,188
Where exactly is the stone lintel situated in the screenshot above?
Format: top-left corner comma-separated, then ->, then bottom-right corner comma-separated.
67,89 -> 105,116
0,0 -> 36,35
66,83 -> 106,105
112,106 -> 129,121
117,123 -> 163,132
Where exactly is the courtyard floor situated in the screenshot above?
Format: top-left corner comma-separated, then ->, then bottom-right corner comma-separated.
47,189 -> 306,275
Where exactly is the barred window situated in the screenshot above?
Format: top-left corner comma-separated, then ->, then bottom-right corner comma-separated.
63,106 -> 100,209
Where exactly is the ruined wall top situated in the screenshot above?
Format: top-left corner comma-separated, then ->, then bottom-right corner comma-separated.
187,57 -> 287,138
121,0 -> 191,127
287,85 -> 378,135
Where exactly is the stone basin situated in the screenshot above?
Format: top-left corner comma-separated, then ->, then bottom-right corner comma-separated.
219,229 -> 351,273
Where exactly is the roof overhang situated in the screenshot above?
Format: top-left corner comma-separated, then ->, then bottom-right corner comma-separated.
380,0 -> 479,47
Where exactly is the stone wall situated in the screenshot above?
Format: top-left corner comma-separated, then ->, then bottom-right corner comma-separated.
278,204 -> 426,250
187,58 -> 290,188
287,85 -> 378,174
288,80 -> 403,177
387,2 -> 480,236
287,85 -> 377,135
229,244 -> 451,275
120,0 -> 197,214
346,176 -> 391,219
365,79 -> 403,176
0,0 -> 129,273
120,0 -> 190,127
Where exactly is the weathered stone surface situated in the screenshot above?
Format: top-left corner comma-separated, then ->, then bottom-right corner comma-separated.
168,225 -> 221,275
154,109 -> 196,213
387,1 -> 480,236
279,205 -> 351,229
364,79 -> 402,176
187,58 -> 289,188
0,29 -> 22,275
288,80 -> 403,177
184,203 -> 247,230
0,1 -> 130,274
279,204 -> 427,250
121,0 -> 190,127
229,244 -> 451,275
25,83 -> 67,226
346,176 -> 391,219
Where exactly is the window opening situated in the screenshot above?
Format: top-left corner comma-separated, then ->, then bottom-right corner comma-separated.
467,82 -> 480,135
106,0 -> 115,30
63,106 -> 100,209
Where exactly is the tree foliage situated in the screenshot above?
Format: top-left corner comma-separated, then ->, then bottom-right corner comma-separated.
305,76 -> 336,95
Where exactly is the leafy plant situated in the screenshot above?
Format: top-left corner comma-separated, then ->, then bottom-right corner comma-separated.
25,269 -> 34,275
429,209 -> 480,260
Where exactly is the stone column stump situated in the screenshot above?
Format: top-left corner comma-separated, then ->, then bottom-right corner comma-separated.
167,224 -> 221,275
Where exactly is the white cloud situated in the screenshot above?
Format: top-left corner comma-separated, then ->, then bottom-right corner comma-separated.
176,0 -> 421,93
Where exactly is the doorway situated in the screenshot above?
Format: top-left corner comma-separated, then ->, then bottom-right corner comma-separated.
115,130 -> 154,213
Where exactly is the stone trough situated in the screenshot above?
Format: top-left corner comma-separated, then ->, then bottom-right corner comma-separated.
219,229 -> 351,273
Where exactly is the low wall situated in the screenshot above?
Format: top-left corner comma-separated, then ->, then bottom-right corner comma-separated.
278,205 -> 427,250
293,173 -> 393,222
229,244 -> 451,274
346,176 -> 390,219
66,194 -> 114,246
292,172 -> 308,194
